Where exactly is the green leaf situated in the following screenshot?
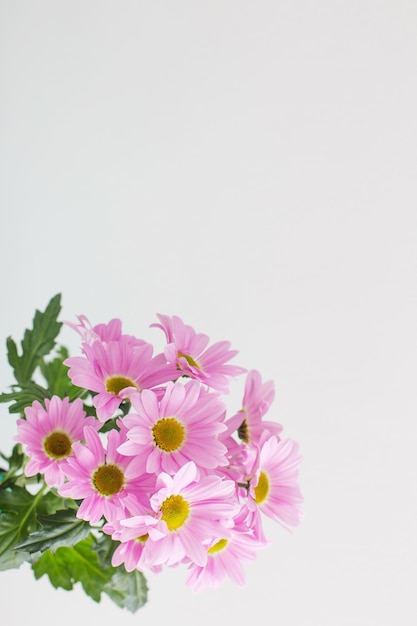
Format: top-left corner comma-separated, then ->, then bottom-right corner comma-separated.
38,489 -> 75,514
32,549 -> 74,590
0,511 -> 32,568
0,543 -> 29,571
98,417 -> 120,434
92,531 -> 118,569
104,569 -> 148,613
14,509 -> 90,554
32,534 -> 148,610
6,338 -> 22,384
0,485 -> 67,560
0,443 -> 25,480
0,485 -> 66,515
5,444 -> 25,473
93,533 -> 148,612
5,294 -> 62,386
0,381 -> 50,414
39,346 -> 87,401
33,535 -> 116,602
0,444 -> 25,486
0,486 -> 43,557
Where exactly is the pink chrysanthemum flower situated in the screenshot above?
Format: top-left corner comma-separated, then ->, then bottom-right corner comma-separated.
246,434 -> 303,535
216,434 -> 259,485
185,526 -> 263,591
59,426 -> 156,524
110,533 -> 163,575
118,461 -> 237,569
103,502 -> 163,575
151,314 -> 246,393
15,396 -> 97,488
117,381 -> 228,475
64,336 -> 177,422
227,370 -> 282,445
65,315 -> 145,347
109,531 -> 149,572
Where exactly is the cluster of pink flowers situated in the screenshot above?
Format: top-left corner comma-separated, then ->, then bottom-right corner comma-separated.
16,314 -> 303,591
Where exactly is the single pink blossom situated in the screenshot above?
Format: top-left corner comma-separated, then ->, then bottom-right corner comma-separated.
117,381 -> 229,475
110,534 -> 163,574
216,435 -> 259,486
59,426 -> 156,524
185,526 -> 263,591
245,434 -> 303,535
64,315 -> 145,347
118,461 -> 237,569
103,502 -> 163,574
227,370 -> 282,445
64,336 -> 177,421
15,396 -> 97,488
151,314 -> 246,393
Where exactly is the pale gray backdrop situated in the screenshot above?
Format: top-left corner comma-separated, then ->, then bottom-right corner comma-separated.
1,1 -> 416,625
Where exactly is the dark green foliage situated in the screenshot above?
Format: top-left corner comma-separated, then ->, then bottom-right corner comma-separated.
33,535 -> 148,612
6,293 -> 62,386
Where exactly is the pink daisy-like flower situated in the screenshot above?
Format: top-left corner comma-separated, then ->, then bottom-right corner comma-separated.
216,433 -> 259,485
103,501 -> 163,575
151,314 -> 246,393
117,381 -> 229,475
185,525 -> 263,591
15,396 -> 97,488
227,370 -> 282,445
110,532 -> 163,575
64,336 -> 177,422
118,461 -> 237,569
59,426 -> 156,524
246,434 -> 303,534
109,531 -> 149,572
65,315 -> 145,347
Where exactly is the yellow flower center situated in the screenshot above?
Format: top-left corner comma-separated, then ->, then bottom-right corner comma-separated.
178,352 -> 200,369
93,464 -> 125,496
135,534 -> 149,543
254,471 -> 270,505
152,418 -> 185,452
161,494 -> 189,531
43,431 -> 72,459
207,538 -> 229,554
105,375 -> 139,396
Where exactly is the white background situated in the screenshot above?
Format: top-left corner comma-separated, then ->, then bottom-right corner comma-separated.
1,1 -> 416,624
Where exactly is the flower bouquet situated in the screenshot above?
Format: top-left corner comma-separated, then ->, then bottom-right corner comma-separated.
0,294 -> 303,612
